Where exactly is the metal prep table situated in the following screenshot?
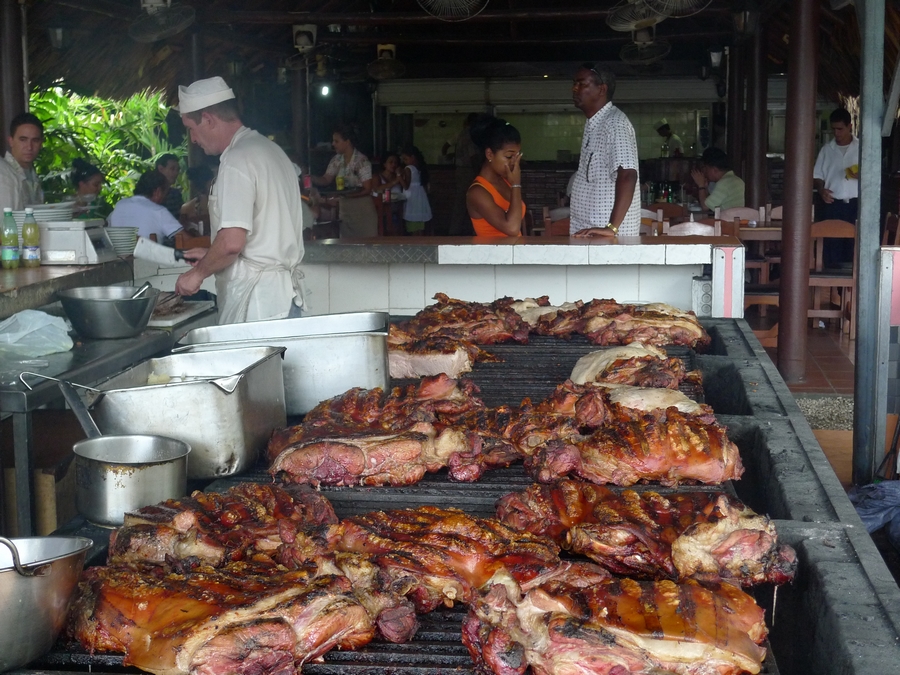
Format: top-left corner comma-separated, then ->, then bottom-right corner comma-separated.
0,329 -> 174,536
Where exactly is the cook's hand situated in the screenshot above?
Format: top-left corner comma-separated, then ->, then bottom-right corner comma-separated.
573,227 -> 616,239
507,152 -> 523,185
819,187 -> 835,204
690,168 -> 706,188
175,268 -> 203,296
182,247 -> 208,267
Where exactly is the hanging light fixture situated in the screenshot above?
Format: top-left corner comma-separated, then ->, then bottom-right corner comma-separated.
708,46 -> 724,71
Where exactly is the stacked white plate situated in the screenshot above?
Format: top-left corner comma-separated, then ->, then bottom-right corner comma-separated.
106,226 -> 139,255
11,201 -> 76,226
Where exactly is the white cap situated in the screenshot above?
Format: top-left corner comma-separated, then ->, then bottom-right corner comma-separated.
655,118 -> 669,131
176,76 -> 235,114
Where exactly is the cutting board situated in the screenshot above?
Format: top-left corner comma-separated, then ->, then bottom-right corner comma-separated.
148,300 -> 215,328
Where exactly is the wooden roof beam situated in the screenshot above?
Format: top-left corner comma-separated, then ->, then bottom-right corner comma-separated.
316,31 -> 732,46
197,7 -> 731,26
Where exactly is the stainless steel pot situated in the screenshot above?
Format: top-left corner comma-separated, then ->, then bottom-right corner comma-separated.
0,535 -> 93,672
73,434 -> 190,526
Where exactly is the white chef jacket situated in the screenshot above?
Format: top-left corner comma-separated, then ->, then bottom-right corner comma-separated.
813,136 -> 859,201
570,102 -> 641,237
211,126 -> 306,324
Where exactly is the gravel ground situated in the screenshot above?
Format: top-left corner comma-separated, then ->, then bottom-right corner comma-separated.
795,395 -> 854,430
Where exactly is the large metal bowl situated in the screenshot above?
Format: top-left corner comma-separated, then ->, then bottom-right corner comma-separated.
0,536 -> 93,672
59,286 -> 160,339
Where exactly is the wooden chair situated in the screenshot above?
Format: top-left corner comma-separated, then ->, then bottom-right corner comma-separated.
654,203 -> 687,221
808,219 -> 856,338
640,218 -> 663,236
883,212 -> 900,246
174,232 -> 211,249
664,220 -> 721,236
719,206 -> 762,222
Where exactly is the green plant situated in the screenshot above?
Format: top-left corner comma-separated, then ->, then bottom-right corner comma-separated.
29,85 -> 187,215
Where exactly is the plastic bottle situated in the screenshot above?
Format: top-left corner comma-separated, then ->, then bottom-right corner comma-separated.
21,208 -> 41,268
1,208 -> 19,269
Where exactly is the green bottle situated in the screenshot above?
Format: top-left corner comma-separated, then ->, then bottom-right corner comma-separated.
21,208 -> 41,268
1,208 -> 19,269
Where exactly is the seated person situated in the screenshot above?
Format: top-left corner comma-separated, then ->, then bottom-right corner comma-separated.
109,169 -> 183,243
690,147 -> 745,211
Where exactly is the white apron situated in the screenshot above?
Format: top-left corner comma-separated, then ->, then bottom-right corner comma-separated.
209,193 -> 305,325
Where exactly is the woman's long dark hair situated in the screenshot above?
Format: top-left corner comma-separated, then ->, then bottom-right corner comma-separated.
469,114 -> 521,159
71,158 -> 101,187
401,145 -> 429,188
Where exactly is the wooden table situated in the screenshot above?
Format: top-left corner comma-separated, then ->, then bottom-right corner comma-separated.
739,225 -> 783,241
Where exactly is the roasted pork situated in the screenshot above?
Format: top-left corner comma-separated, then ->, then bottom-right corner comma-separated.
463,563 -> 768,675
496,479 -> 797,585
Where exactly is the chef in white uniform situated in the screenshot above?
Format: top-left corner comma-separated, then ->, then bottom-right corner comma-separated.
174,77 -> 306,324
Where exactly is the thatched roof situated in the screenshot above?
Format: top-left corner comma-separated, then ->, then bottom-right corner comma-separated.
25,1 -> 895,104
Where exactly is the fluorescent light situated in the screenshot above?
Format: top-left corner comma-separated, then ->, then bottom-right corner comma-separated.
321,84 -> 330,96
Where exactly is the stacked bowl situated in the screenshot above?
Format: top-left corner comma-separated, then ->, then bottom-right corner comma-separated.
106,227 -> 139,256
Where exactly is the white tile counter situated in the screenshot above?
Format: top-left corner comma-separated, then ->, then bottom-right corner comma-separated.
300,235 -> 745,318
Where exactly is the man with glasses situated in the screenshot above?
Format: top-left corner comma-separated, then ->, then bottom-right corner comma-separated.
569,64 -> 640,238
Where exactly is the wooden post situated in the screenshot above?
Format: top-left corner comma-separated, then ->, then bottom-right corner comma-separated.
746,25 -> 768,206
777,0 -> 819,383
291,66 -> 309,168
726,43 -> 745,177
0,0 -> 26,137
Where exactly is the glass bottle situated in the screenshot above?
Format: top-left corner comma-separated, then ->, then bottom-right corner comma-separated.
660,140 -> 670,158
21,208 -> 41,268
1,208 -> 19,269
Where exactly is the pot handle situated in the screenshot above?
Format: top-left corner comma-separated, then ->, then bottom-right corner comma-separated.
210,373 -> 243,394
19,372 -> 101,393
0,536 -> 50,577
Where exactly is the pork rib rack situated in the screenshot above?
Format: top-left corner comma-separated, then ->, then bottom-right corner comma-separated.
267,374 -> 490,486
108,482 -> 338,567
327,505 -> 561,613
463,562 -> 768,675
496,479 -> 797,585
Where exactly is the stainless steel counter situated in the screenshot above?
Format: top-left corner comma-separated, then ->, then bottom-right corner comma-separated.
0,329 -> 174,536
0,259 -> 133,320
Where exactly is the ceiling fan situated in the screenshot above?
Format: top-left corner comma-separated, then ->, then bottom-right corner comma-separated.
128,0 -> 195,43
367,44 -> 406,80
416,0 -> 490,22
606,0 -> 666,33
619,26 -> 671,66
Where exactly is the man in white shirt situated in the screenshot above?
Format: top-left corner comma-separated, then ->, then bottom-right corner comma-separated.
813,108 -> 859,266
109,170 -> 183,242
568,64 -> 641,239
173,76 -> 306,324
0,113 -> 45,211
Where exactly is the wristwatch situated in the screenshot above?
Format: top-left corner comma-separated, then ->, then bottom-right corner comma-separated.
606,223 -> 619,235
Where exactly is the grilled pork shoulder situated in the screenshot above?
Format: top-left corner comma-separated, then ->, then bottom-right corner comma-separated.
496,479 -> 796,585
524,408 -> 743,486
463,563 -> 768,675
69,563 -> 374,675
327,506 -> 560,613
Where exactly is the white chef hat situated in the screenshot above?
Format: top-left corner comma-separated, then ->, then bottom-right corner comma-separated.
175,76 -> 235,114
655,118 -> 669,131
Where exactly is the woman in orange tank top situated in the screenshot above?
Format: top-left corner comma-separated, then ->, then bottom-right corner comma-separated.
466,116 -> 526,237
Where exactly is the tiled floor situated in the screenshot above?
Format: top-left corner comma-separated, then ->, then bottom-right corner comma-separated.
745,308 -> 855,395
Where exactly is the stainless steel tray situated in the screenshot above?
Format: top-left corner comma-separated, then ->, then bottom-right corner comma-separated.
179,312 -> 389,415
86,346 -> 287,479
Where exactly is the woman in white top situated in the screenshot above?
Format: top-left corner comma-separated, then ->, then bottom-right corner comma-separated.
398,146 -> 432,235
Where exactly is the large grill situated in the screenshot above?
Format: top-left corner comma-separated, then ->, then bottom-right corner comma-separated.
27,319 -> 900,675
